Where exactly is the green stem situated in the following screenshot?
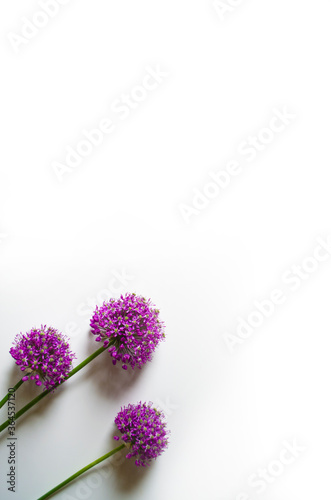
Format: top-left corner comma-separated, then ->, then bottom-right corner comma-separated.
37,444 -> 125,500
0,378 -> 25,409
0,345 -> 109,433
65,344 -> 109,380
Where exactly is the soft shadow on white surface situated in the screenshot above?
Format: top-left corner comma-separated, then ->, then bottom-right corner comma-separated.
110,454 -> 150,493
79,328 -> 145,399
100,425 -> 151,493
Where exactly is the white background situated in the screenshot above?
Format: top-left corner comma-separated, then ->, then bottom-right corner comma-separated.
1,1 -> 331,499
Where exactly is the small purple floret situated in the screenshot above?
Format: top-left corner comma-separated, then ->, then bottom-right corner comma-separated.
114,402 -> 169,466
90,293 -> 165,370
10,325 -> 76,390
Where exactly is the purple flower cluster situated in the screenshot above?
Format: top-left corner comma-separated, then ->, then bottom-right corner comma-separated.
114,402 -> 169,466
10,326 -> 76,390
90,293 -> 165,370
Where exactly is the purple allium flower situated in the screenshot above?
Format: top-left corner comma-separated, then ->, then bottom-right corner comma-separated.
10,325 -> 76,390
114,401 -> 169,466
90,293 -> 165,370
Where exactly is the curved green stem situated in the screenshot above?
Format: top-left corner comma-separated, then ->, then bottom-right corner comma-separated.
0,378 -> 25,409
37,444 -> 125,500
0,345 -> 109,433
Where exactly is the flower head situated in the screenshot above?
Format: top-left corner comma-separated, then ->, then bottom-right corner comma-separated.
114,401 -> 169,466
90,293 -> 165,370
10,325 -> 76,390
